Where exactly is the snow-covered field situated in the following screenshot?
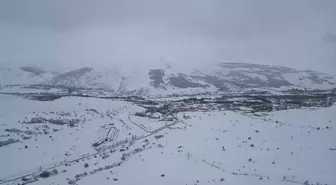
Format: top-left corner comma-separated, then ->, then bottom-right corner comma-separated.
0,94 -> 335,185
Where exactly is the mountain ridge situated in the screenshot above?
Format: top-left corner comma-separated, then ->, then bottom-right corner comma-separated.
1,62 -> 335,97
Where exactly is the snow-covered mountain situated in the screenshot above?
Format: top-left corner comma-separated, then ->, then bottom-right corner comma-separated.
1,62 -> 335,96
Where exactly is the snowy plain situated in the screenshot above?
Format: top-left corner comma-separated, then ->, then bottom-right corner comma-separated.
0,94 -> 335,185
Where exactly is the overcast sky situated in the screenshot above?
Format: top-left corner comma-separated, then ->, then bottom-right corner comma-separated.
0,0 -> 335,73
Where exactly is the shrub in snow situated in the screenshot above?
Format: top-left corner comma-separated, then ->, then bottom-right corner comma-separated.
39,171 -> 52,178
135,112 -> 146,117
154,135 -> 164,139
27,117 -> 46,124
84,163 -> 89,168
102,155 -> 110,159
23,136 -> 32,140
134,148 -> 143,153
0,139 -> 20,147
21,177 -> 30,181
51,169 -> 58,175
121,153 -> 130,161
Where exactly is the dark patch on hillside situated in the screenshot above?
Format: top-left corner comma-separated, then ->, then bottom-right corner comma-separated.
149,69 -> 165,88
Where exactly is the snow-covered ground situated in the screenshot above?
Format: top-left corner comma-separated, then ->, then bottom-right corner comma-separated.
0,95 -> 146,178
0,95 -> 335,185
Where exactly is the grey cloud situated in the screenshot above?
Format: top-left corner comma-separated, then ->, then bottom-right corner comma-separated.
0,0 -> 335,73
323,33 -> 336,43
1,0 -> 334,36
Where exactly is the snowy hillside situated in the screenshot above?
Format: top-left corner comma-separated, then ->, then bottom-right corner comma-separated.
1,62 -> 335,97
